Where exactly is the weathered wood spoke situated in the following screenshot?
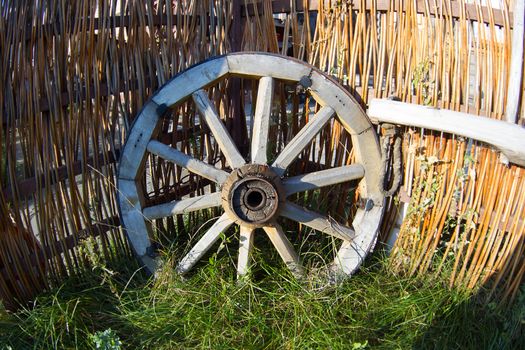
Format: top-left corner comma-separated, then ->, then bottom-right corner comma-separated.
118,53 -> 384,279
147,140 -> 228,184
263,225 -> 304,278
280,202 -> 355,242
283,164 -> 365,196
272,106 -> 335,176
251,76 -> 274,164
143,192 -> 222,220
192,89 -> 246,169
176,214 -> 234,275
237,226 -> 255,278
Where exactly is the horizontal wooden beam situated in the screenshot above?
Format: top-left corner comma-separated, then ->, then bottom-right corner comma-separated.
367,99 -> 525,167
0,215 -> 120,284
0,124 -> 203,202
1,150 -> 119,202
243,0 -> 512,28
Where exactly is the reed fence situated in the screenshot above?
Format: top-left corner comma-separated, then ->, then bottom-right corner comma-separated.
1,0 -> 523,310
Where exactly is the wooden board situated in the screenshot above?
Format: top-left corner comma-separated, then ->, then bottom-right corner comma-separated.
368,99 -> 525,167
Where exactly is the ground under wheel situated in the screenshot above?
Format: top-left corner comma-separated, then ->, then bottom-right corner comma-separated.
117,53 -> 385,280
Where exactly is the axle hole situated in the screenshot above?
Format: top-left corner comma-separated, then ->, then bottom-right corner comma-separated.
245,189 -> 265,210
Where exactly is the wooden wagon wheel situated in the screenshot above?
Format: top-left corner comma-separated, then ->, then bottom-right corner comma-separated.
118,53 -> 385,279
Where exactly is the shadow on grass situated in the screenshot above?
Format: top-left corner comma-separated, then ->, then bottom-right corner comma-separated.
0,254 -> 151,349
1,251 -> 523,350
412,286 -> 525,350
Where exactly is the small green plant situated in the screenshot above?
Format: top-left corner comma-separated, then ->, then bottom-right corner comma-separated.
90,329 -> 122,350
351,340 -> 368,349
412,57 -> 437,106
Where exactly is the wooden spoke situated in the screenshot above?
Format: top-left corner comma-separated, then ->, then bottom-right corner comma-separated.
263,225 -> 304,278
143,192 -> 222,220
147,140 -> 228,184
118,53 -> 385,279
280,202 -> 355,242
283,164 -> 365,196
176,214 -> 234,275
192,89 -> 246,169
251,76 -> 274,164
237,226 -> 255,278
272,106 -> 335,176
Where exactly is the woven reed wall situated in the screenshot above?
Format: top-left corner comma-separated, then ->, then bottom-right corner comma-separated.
0,0 -> 523,310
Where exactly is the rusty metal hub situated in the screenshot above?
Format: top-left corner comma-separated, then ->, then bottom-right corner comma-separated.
222,164 -> 284,227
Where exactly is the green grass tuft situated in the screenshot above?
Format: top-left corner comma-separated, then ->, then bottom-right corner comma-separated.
0,254 -> 523,349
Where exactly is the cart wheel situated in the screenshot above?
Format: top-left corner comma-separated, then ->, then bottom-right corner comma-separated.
118,53 -> 384,279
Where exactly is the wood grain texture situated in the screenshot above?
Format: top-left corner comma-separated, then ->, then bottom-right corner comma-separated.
368,99 -> 525,167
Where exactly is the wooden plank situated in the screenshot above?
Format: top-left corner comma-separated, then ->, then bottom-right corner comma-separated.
118,179 -> 153,257
2,149 -> 119,202
505,1 -> 524,124
227,53 -> 311,81
272,106 -> 335,176
152,57 -> 229,107
242,0 -> 512,28
192,90 -> 246,169
309,70 -> 372,135
251,77 -> 274,164
142,192 -> 222,220
368,99 -> 525,167
280,201 -> 355,241
176,213 -> 234,274
1,126 -> 199,203
333,206 -> 383,276
263,225 -> 304,277
283,164 -> 364,196
0,215 -> 120,282
147,140 -> 229,184
237,225 -> 255,278
118,101 -> 164,180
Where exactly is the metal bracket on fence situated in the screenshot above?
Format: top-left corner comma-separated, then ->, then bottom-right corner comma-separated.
379,123 -> 402,197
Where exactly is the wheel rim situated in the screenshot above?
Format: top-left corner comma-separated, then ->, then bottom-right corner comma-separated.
117,53 -> 385,279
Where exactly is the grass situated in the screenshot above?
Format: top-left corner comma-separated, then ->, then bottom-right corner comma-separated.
0,251 -> 523,350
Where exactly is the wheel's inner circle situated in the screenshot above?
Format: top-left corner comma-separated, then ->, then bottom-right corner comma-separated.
244,188 -> 266,210
222,164 -> 284,227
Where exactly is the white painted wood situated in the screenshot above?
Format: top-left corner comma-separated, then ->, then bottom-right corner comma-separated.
227,53 -> 310,81
192,90 -> 246,169
332,206 -> 384,276
283,164 -> 365,196
152,57 -> 230,106
237,226 -> 255,278
143,192 -> 222,220
309,70 -> 372,135
505,1 -> 524,124
118,179 -> 152,257
272,106 -> 335,176
251,77 -> 274,164
119,101 -> 162,180
176,213 -> 234,275
280,202 -> 355,242
307,70 -> 384,204
147,140 -> 229,184
263,225 -> 304,277
141,255 -> 159,275
118,53 -> 387,278
368,99 -> 525,167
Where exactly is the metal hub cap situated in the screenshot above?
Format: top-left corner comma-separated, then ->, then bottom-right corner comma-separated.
222,164 -> 284,227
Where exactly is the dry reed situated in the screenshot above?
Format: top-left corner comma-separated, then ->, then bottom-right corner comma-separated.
0,0 -> 523,310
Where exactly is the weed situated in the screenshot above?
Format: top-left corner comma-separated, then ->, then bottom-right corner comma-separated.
90,329 -> 122,350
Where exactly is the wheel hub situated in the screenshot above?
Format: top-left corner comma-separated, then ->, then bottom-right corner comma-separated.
222,164 -> 284,227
